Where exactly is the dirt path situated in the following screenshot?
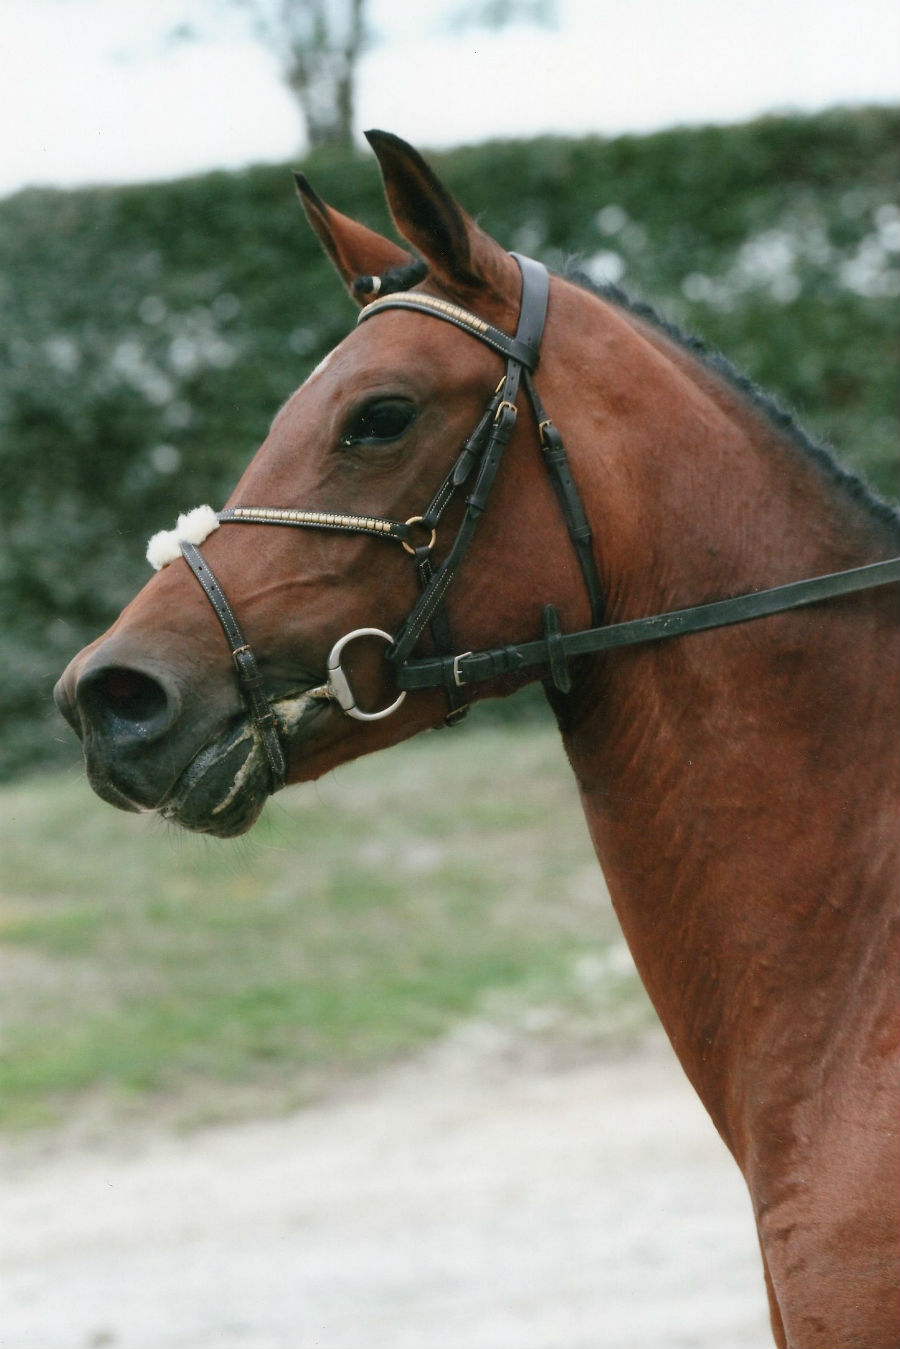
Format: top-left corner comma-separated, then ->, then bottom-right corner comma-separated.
0,1030 -> 771,1349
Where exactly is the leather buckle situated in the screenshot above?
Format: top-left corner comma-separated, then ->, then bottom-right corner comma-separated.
542,605 -> 572,694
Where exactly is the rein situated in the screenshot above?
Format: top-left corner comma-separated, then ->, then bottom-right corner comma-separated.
154,253 -> 900,791
398,558 -> 900,694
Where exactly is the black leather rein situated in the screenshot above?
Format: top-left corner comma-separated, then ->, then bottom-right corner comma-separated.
166,253 -> 899,791
398,557 -> 900,695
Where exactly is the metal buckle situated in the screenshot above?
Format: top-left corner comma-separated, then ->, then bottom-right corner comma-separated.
452,651 -> 473,687
401,515 -> 438,557
325,628 -> 407,722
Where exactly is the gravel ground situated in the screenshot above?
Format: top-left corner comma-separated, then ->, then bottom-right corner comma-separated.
0,1030 -> 772,1349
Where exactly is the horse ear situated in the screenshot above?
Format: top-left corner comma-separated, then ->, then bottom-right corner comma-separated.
363,130 -> 519,304
294,172 -> 412,306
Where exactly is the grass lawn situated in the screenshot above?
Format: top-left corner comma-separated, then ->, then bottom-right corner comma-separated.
0,720 -> 653,1132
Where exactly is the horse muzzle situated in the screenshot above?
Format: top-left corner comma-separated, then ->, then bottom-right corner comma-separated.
53,638 -> 300,835
55,645 -> 188,802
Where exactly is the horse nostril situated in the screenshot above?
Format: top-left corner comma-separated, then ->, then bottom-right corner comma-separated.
98,669 -> 169,721
76,664 -> 179,740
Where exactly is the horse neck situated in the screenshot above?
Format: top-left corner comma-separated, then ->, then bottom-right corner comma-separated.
552,289 -> 899,1161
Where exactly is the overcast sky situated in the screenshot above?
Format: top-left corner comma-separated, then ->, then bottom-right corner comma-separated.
0,0 -> 897,198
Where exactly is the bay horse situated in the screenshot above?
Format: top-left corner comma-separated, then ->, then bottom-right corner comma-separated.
54,131 -> 898,1347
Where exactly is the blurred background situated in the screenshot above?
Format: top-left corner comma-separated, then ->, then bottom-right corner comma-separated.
0,4 -> 897,1342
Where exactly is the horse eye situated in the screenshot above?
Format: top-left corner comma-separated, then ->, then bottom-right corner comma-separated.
342,398 -> 416,446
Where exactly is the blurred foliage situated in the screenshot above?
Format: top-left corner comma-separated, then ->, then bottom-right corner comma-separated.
0,107 -> 897,778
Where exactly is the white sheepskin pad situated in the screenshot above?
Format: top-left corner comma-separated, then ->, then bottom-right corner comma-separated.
146,505 -> 220,570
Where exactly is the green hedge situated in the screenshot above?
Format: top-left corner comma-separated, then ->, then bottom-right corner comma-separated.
1,107 -> 897,777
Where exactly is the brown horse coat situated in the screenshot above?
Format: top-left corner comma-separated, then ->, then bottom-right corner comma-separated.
56,133 -> 900,1347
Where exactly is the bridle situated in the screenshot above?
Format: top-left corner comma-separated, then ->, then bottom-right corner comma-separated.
173,253 -> 598,785
161,253 -> 899,793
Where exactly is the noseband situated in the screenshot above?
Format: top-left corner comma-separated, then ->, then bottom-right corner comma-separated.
153,253 -> 899,793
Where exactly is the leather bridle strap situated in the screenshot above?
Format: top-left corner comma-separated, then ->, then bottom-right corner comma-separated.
180,540 -> 288,789
522,367 -> 603,625
357,270 -> 547,367
356,253 -> 555,716
395,557 -> 900,693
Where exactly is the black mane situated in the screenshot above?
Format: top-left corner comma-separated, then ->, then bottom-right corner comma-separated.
568,267 -> 899,537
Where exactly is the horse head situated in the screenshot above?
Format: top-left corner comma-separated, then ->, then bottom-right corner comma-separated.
54,132 -> 599,836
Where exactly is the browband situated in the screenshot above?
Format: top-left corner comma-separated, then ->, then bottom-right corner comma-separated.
356,254 -> 550,371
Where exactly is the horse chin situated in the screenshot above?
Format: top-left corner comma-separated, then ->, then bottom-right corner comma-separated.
160,688 -> 329,838
158,715 -> 268,837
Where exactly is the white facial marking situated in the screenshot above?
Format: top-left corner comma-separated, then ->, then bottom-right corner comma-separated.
304,344 -> 338,384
